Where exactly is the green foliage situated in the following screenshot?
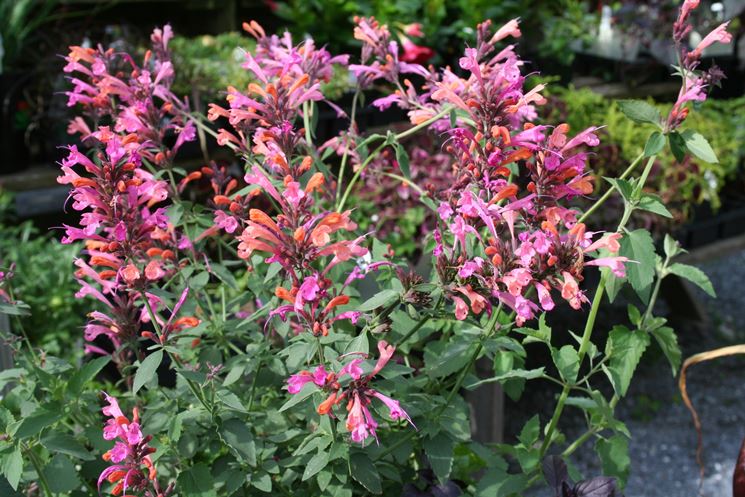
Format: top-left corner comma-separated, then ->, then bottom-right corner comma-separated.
0,191 -> 86,355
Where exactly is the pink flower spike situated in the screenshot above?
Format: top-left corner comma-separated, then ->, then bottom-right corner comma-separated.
371,340 -> 395,377
584,232 -> 622,254
585,256 -> 633,278
490,18 -> 521,43
371,390 -> 416,428
692,22 -> 732,57
339,358 -> 364,380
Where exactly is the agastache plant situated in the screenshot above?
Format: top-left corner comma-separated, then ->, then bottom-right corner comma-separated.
10,5 -> 723,496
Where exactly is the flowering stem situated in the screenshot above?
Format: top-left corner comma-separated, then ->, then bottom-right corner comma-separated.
336,105 -> 453,212
302,101 -> 313,146
247,360 -> 263,411
335,89 -> 361,205
540,153 -> 659,458
539,271 -> 607,457
381,172 -> 427,198
577,152 -> 644,224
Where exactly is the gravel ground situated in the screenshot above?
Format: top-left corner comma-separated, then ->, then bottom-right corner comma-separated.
505,247 -> 745,497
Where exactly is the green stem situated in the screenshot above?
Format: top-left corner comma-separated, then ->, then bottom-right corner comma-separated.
335,89 -> 361,204
247,360 -> 263,411
395,316 -> 430,347
578,152 -> 644,224
561,427 -> 599,458
381,172 -> 427,198
24,444 -> 53,497
336,105 -> 453,212
303,101 -> 313,146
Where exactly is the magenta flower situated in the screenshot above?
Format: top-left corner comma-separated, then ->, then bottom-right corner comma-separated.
99,393 -> 162,496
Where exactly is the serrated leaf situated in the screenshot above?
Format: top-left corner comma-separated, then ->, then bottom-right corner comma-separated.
619,229 -> 656,299
1,449 -> 22,490
14,408 -> 57,439
605,325 -> 650,397
220,418 -> 256,466
518,415 -> 540,447
651,326 -> 682,376
637,194 -> 672,218
302,451 -> 330,481
358,289 -> 398,312
663,234 -> 684,258
681,130 -> 718,163
423,433 -> 454,482
133,349 -> 163,394
595,435 -> 630,485
466,367 -> 544,389
667,263 -> 716,297
552,345 -> 580,383
349,453 -> 381,494
617,100 -> 660,125
644,131 -> 665,157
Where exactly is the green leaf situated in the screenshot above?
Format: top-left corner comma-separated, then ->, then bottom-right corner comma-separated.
220,418 -> 257,466
189,271 -> 210,290
644,131 -> 665,157
651,326 -> 682,376
133,349 -> 163,394
394,143 -> 411,178
278,382 -> 319,413
663,234 -> 684,258
0,302 -> 30,316
667,263 -> 716,297
68,356 -> 110,395
552,345 -> 579,383
41,432 -> 93,460
251,472 -> 272,492
425,340 -> 477,378
475,470 -> 530,497
627,304 -> 641,327
605,325 -> 650,397
345,330 -> 369,355
517,415 -> 540,447
43,454 -> 80,494
603,177 -> 634,202
668,131 -> 686,163
357,289 -> 399,312
302,451 -> 330,481
637,194 -> 672,218
681,130 -> 718,163
349,453 -> 381,494
617,100 -> 660,125
465,368 -> 545,389
423,433 -> 454,482
14,408 -> 57,439
596,435 -> 630,485
619,229 -> 656,299
177,463 -> 216,497
1,448 -> 22,490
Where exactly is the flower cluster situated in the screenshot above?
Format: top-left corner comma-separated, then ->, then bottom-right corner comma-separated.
363,18 -> 629,324
287,340 -> 414,444
208,22 -> 369,334
63,25 -> 195,165
667,0 -> 731,131
98,393 -> 169,496
60,27 -> 198,361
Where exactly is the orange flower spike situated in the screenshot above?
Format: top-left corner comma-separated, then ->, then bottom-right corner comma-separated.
324,295 -> 350,313
317,392 -> 338,415
490,183 -> 518,203
275,287 -> 295,304
249,209 -> 280,232
293,227 -> 306,242
214,195 -> 231,206
289,74 -> 310,95
225,178 -> 238,195
500,147 -> 532,166
299,155 -> 313,175
541,220 -> 560,238
248,83 -> 269,99
305,172 -> 325,193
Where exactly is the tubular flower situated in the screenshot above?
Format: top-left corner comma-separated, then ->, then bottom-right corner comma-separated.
99,393 -> 166,496
285,341 -> 415,444
667,3 -> 731,132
